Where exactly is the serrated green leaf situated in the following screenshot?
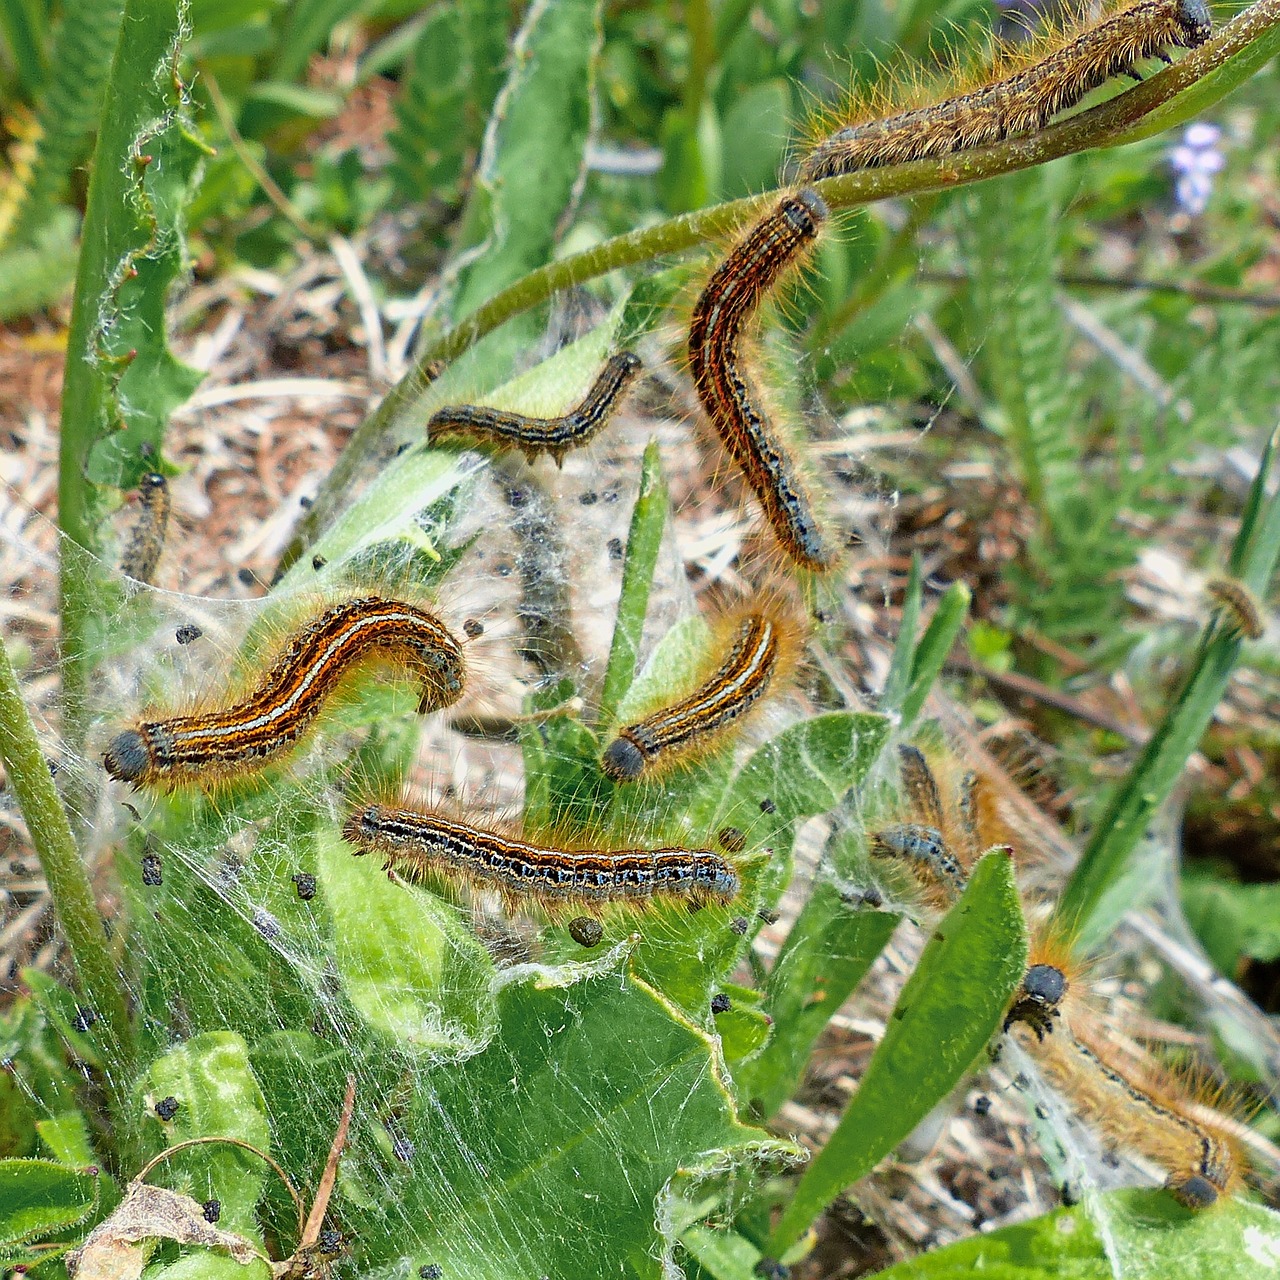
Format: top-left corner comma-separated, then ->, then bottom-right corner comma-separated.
80,5 -> 207,490
3,1 -> 123,249
966,166 -> 1078,521
874,1189 -> 1280,1279
319,824 -> 494,1054
0,1157 -> 99,1246
771,851 -> 1027,1251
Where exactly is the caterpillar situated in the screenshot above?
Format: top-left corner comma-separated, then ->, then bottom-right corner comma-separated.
120,472 -> 171,585
687,190 -> 835,571
1206,576 -> 1266,641
600,603 -> 803,782
800,0 -> 1212,181
103,596 -> 464,789
427,351 -> 643,466
870,745 -> 985,902
1005,958 -> 1244,1210
343,802 -> 739,914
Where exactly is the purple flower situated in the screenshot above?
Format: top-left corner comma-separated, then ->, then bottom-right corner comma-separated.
1169,122 -> 1224,216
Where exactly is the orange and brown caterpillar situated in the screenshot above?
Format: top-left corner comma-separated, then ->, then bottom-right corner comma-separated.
120,472 -> 171,585
801,0 -> 1212,181
427,351 -> 643,466
601,604 -> 802,782
688,190 -> 834,571
343,803 -> 739,913
103,596 -> 464,789
1005,957 -> 1244,1210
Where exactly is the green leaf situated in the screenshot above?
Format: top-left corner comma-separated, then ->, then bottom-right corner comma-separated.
1183,869 -> 1280,972
965,165 -> 1079,522
0,1157 -> 99,1246
138,1032 -> 271,1243
720,79 -> 790,200
80,4 -> 208,492
881,553 -> 924,715
598,440 -> 669,729
319,823 -> 495,1054
389,0 -> 510,203
36,1112 -> 96,1169
715,711 -> 891,906
900,581 -> 970,727
681,1220 -> 766,1280
873,1189 -> 1280,1279
739,890 -> 899,1118
771,850 -> 1028,1252
451,0 -> 603,323
275,448 -> 480,592
365,950 -> 780,1279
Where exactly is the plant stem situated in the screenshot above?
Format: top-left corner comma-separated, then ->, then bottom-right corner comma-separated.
1056,427 -> 1280,948
0,631 -> 132,1067
278,0 -> 1279,573
683,0 -> 715,131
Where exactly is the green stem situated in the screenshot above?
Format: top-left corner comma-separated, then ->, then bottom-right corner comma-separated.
0,631 -> 132,1068
683,0 -> 715,129
1056,427 -> 1280,948
278,0 -> 1279,573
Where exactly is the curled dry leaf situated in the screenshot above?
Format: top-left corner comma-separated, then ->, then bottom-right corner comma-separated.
66,1181 -> 262,1280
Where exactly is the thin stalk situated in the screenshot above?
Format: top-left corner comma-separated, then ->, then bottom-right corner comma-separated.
0,631 -> 132,1068
278,0 -> 1279,573
683,0 -> 715,131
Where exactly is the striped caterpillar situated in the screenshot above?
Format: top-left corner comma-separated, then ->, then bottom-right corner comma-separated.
801,0 -> 1212,181
687,190 -> 835,571
601,603 -> 803,782
103,596 -> 464,789
871,749 -> 1244,1210
427,351 -> 643,466
1005,958 -> 1244,1210
343,802 -> 740,915
120,472 -> 171,585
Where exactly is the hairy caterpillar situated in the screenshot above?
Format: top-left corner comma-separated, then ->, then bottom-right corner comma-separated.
687,190 -> 835,571
870,745 -> 985,901
120,472 -> 171,585
103,597 -> 464,788
343,802 -> 740,914
1206,576 -> 1266,641
600,603 -> 803,782
1005,959 -> 1244,1210
427,351 -> 643,466
801,0 -> 1212,181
